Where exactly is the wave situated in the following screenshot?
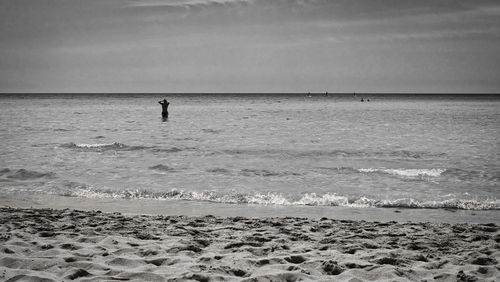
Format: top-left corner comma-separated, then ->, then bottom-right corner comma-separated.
60,142 -> 152,152
206,166 -> 493,181
314,167 -> 446,180
0,168 -> 56,180
240,169 -> 302,177
219,148 -> 446,160
60,142 -> 142,151
202,129 -> 223,134
206,168 -> 231,174
203,168 -> 301,177
68,188 -> 500,210
53,128 -> 71,132
443,168 -> 500,181
151,147 -> 187,153
149,164 -> 176,172
358,168 -> 446,178
205,166 -> 448,179
60,142 -> 193,154
315,166 -> 498,182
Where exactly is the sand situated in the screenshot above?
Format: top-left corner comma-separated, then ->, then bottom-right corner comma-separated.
0,207 -> 498,281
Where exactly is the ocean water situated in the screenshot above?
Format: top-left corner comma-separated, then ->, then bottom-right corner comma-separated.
0,94 -> 499,220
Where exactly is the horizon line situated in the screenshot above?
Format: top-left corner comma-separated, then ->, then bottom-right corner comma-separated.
1,92 -> 499,95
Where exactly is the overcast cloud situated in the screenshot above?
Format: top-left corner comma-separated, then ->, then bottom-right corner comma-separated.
0,0 -> 499,92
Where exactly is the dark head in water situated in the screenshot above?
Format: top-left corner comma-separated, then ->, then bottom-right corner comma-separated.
158,99 -> 170,118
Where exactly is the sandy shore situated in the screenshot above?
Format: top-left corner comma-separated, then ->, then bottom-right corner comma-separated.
0,207 -> 498,281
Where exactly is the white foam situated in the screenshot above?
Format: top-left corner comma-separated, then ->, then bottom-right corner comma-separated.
75,143 -> 110,148
72,188 -> 115,199
68,188 -> 500,210
247,193 -> 292,205
358,168 -> 446,177
74,142 -> 126,149
294,193 -> 349,206
246,193 -> 351,207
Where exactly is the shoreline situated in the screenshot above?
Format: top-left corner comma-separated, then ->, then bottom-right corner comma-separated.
1,207 -> 498,281
1,193 -> 499,224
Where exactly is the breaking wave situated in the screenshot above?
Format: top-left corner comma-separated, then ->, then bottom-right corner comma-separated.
316,166 -> 497,181
358,168 -> 446,178
59,142 -> 190,153
60,142 -> 150,152
69,188 -> 500,210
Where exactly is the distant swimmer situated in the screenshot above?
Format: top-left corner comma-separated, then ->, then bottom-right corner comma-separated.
307,92 -> 312,97
360,98 -> 364,102
158,98 -> 170,118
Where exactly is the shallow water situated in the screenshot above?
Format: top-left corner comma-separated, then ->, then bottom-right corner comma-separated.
0,94 -> 499,219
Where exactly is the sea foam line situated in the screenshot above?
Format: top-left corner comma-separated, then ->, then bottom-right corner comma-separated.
69,188 -> 500,210
358,168 -> 446,177
61,142 -> 128,149
59,142 -> 190,153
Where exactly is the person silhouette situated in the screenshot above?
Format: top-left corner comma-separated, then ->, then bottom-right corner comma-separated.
158,99 -> 170,118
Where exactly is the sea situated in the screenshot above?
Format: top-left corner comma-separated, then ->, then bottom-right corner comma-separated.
0,94 -> 499,223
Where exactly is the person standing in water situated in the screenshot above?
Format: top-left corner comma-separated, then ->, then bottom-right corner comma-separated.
158,99 -> 170,118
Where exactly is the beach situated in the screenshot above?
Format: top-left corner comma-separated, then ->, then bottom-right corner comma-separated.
1,207 -> 498,281
0,95 -> 499,280
1,0 -> 500,279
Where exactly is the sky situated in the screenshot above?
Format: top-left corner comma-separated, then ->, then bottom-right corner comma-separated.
0,0 -> 499,93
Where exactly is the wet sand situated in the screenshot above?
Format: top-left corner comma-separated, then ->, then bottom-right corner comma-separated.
0,207 -> 498,281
